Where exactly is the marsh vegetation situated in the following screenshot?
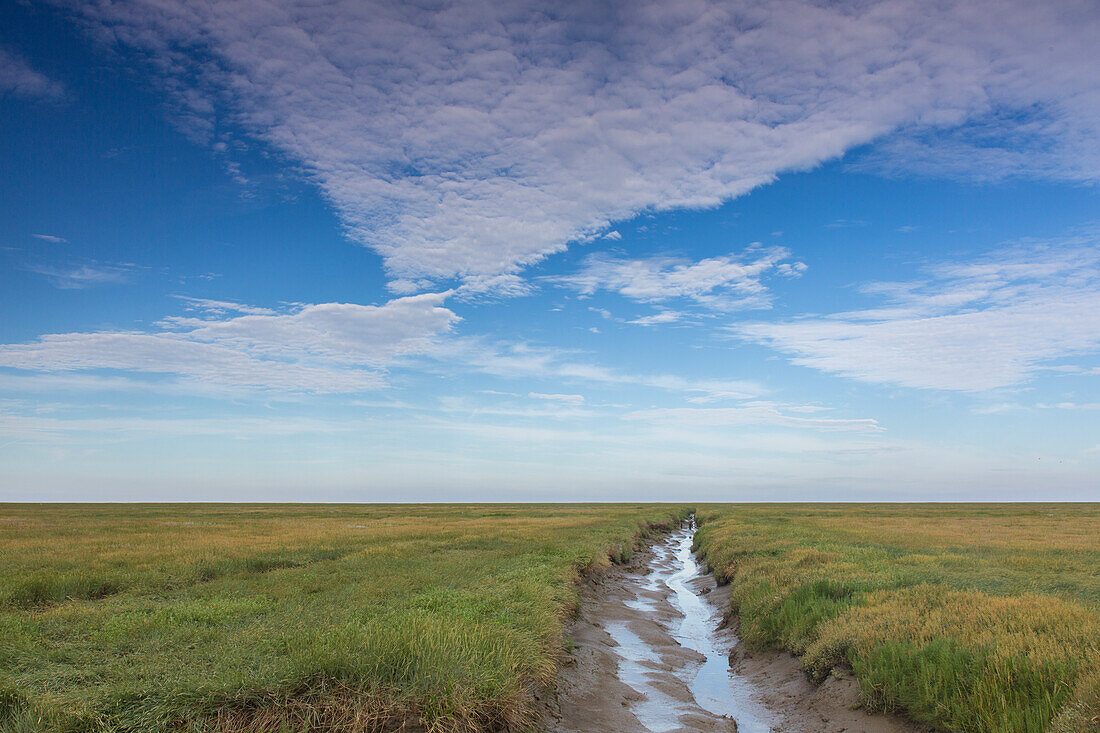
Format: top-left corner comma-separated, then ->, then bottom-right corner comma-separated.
2,503 -> 1097,732
695,504 -> 1100,733
0,504 -> 688,732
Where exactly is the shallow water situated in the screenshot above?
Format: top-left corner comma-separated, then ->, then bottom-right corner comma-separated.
605,521 -> 779,732
604,620 -> 686,732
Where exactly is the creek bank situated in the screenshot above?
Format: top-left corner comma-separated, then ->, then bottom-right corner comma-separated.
544,521 -> 925,733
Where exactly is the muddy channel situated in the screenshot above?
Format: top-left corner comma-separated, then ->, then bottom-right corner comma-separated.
545,519 -> 923,733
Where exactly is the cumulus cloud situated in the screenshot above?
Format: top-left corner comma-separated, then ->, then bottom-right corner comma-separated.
63,0 -> 1100,287
555,247 -> 799,310
736,239 -> 1100,391
0,293 -> 459,393
0,46 -> 65,100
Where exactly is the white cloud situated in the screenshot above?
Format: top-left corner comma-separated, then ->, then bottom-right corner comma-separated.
854,107 -> 1100,183
555,247 -> 799,311
528,392 -> 585,405
172,295 -> 277,316
0,46 -> 64,100
602,231 -> 623,241
0,413 -> 352,441
1,290 -> 767,400
775,262 -> 808,278
27,262 -> 137,289
628,310 -> 685,326
355,394 -> 597,421
971,403 -> 1025,415
453,273 -> 533,300
449,339 -> 763,399
0,293 -> 459,393
623,402 -> 882,432
737,239 -> 1100,391
1037,402 -> 1100,411
31,234 -> 68,243
3,333 -> 386,393
686,391 -> 760,404
66,0 -> 1100,287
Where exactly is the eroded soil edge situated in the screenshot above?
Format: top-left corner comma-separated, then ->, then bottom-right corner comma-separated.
543,522 -> 926,733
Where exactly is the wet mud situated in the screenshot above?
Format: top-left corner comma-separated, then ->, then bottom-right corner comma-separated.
545,521 -> 924,733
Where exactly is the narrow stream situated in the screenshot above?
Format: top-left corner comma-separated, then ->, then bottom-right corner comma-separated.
605,519 -> 779,732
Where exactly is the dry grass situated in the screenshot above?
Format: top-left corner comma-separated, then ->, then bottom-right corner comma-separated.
0,504 -> 689,732
694,504 -> 1100,733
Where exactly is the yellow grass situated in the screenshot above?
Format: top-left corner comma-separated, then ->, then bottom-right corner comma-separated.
694,504 -> 1100,733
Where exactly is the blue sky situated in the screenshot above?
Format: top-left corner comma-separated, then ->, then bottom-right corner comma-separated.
2,0 -> 1099,501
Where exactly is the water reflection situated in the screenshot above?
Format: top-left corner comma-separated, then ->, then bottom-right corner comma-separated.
608,521 -> 779,732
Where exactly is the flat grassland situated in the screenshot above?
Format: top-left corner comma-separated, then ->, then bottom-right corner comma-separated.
694,504 -> 1100,733
0,504 -> 688,732
4,504 -> 1098,733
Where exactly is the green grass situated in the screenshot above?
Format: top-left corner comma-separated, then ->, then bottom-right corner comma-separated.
8,503 -> 1097,732
0,503 -> 690,732
693,504 -> 1100,733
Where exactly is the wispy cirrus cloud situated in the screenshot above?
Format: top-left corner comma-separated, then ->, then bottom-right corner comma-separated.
554,247 -> 802,311
528,392 -> 585,406
623,402 -> 883,432
26,262 -> 138,289
736,239 -> 1100,391
62,0 -> 1100,289
0,413 -> 353,442
0,45 -> 65,100
853,105 -> 1100,183
628,310 -> 686,327
31,234 -> 68,243
447,338 -> 764,400
171,295 -> 277,316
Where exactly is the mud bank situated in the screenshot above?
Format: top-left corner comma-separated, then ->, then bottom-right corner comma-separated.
545,521 -> 925,733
